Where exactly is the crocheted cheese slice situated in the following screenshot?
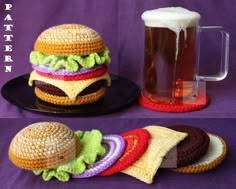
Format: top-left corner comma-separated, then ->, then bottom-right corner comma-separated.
121,126 -> 188,184
28,70 -> 111,100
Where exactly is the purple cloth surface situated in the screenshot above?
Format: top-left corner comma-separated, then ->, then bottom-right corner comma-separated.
1,118 -> 236,189
0,0 -> 236,118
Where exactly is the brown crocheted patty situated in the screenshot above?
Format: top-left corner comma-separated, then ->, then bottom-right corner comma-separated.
34,86 -> 106,106
167,125 -> 210,167
35,80 -> 107,97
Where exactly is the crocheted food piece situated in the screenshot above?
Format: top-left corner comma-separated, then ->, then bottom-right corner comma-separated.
138,91 -> 209,112
34,24 -> 106,56
100,128 -> 150,176
36,80 -> 106,97
28,70 -> 111,100
73,135 -> 126,178
32,64 -> 105,76
167,125 -> 210,167
34,130 -> 106,181
35,66 -> 108,81
30,49 -> 110,72
8,122 -> 80,170
172,133 -> 227,173
34,86 -> 106,106
121,126 -> 188,184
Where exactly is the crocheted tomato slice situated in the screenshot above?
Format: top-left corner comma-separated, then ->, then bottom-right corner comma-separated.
35,66 -> 107,81
100,128 -> 150,176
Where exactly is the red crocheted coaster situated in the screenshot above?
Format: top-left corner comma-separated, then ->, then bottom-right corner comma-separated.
99,128 -> 150,176
36,66 -> 107,81
138,91 -> 209,112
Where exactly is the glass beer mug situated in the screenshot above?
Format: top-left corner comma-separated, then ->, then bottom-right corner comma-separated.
141,7 -> 229,105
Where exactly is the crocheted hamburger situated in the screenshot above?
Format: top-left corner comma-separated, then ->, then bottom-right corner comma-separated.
28,24 -> 111,106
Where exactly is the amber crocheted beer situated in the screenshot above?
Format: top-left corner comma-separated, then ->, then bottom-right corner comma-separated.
142,7 -> 200,104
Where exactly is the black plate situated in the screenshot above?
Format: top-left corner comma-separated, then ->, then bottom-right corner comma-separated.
1,74 -> 140,116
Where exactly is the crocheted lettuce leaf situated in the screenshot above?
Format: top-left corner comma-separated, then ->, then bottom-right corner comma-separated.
33,169 -> 70,182
33,130 -> 106,182
30,48 -> 111,72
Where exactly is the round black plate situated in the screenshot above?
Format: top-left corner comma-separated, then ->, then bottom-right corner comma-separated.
1,74 -> 140,116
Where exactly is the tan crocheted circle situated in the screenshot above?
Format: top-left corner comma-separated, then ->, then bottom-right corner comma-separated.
35,86 -> 106,106
34,24 -> 105,55
171,133 -> 227,173
9,122 -> 80,170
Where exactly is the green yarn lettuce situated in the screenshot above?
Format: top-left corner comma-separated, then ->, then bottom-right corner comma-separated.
33,169 -> 70,182
29,48 -> 111,72
33,130 -> 106,182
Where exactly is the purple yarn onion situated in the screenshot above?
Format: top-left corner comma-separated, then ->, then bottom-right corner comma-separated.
32,65 -> 105,76
72,135 -> 125,178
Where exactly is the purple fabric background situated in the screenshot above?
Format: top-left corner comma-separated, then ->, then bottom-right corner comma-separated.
0,0 -> 236,118
0,118 -> 236,189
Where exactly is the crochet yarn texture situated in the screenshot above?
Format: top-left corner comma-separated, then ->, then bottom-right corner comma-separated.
121,126 -> 188,184
34,130 -> 106,181
34,24 -> 106,56
73,135 -> 126,178
172,133 -> 227,173
100,128 -> 150,176
8,122 -> 80,170
34,86 -> 106,106
28,70 -> 111,100
138,91 -> 209,112
167,125 -> 210,167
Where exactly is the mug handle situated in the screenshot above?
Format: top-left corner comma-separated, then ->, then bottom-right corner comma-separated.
196,26 -> 230,81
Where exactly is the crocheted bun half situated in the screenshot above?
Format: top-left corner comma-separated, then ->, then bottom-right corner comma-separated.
8,122 -> 80,170
34,24 -> 106,56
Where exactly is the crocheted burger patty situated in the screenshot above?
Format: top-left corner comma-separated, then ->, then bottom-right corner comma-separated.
28,71 -> 111,100
35,80 -> 107,97
34,86 -> 106,106
171,133 -> 227,173
167,125 -> 210,167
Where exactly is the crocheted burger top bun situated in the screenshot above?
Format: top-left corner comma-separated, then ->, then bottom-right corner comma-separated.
34,24 -> 106,56
8,122 -> 80,170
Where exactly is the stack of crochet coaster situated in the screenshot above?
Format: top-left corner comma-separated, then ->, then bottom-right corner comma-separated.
28,24 -> 112,106
8,123 -> 227,183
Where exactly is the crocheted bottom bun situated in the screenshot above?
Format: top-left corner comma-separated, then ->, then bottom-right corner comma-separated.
8,122 -> 80,170
171,133 -> 227,173
34,86 -> 106,106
